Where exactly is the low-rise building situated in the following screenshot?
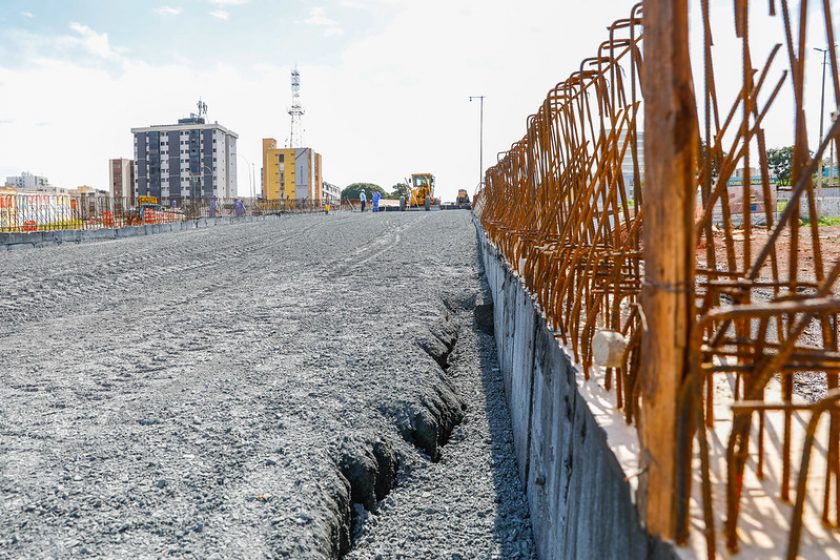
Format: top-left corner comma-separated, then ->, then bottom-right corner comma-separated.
261,138 -> 323,204
322,181 -> 340,203
5,171 -> 50,189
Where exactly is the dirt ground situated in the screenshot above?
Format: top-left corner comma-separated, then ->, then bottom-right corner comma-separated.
698,224 -> 840,401
701,224 -> 840,285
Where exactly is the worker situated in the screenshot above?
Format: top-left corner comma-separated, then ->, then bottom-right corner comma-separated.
325,202 -> 331,215
372,191 -> 381,213
360,190 -> 367,212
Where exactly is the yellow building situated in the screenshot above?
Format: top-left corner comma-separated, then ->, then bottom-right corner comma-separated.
261,138 -> 323,204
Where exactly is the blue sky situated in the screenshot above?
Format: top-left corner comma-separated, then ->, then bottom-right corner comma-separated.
0,0 -> 391,68
0,1 -> 837,201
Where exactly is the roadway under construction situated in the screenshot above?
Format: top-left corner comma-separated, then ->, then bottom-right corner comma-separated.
4,0 -> 840,559
0,213 -> 534,559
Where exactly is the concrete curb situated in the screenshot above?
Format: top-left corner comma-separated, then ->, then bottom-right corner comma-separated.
475,221 -> 678,560
0,214 -> 284,251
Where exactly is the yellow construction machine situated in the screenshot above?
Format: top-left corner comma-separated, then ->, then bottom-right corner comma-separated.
408,173 -> 437,210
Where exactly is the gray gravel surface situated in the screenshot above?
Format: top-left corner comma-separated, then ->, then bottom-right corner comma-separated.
0,211 -> 534,559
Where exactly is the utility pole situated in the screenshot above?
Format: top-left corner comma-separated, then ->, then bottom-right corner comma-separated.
469,96 -> 486,191
237,154 -> 255,199
816,46 -> 832,217
832,111 -> 838,197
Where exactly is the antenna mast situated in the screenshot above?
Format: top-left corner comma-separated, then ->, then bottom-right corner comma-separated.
197,98 -> 208,122
288,68 -> 305,148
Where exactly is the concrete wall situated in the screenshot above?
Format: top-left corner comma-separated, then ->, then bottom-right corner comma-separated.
777,188 -> 840,218
476,224 -> 677,560
0,214 -> 280,251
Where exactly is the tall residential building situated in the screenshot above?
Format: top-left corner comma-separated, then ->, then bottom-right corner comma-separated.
109,158 -> 135,205
4,171 -> 50,189
261,138 -> 323,203
131,105 -> 238,202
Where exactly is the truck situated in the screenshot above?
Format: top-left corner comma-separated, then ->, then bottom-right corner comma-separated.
455,189 -> 471,207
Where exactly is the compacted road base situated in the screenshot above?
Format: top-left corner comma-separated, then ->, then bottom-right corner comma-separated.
0,211 -> 535,559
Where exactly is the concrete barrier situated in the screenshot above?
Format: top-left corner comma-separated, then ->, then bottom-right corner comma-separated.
57,230 -> 82,244
0,214 -> 282,251
475,222 -> 677,560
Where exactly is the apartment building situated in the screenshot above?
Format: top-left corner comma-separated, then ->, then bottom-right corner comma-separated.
261,138 -> 323,203
131,111 -> 238,202
109,158 -> 135,205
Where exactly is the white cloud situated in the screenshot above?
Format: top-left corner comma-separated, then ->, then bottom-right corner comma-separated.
20,11 -> 34,19
338,0 -> 368,9
154,6 -> 182,16
304,7 -> 343,37
305,7 -> 338,27
67,22 -> 122,61
208,0 -> 247,20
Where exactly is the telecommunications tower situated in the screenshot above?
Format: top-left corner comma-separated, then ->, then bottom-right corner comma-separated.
287,68 -> 305,148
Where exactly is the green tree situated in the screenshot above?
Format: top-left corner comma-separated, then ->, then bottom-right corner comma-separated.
699,139 -> 723,178
767,146 -> 794,186
390,182 -> 411,199
341,183 -> 386,200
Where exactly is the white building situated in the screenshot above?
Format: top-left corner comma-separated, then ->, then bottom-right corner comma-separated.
617,129 -> 644,198
130,104 -> 238,202
5,171 -> 50,189
322,181 -> 341,203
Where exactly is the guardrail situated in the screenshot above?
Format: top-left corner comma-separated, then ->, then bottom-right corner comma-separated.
476,1 -> 840,556
0,195 -> 331,233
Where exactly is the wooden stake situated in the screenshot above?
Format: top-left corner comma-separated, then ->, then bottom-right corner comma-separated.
640,0 -> 698,540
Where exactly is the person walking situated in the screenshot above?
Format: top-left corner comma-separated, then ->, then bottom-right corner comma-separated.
359,190 -> 367,212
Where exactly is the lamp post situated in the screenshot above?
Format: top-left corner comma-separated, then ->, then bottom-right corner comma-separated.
815,44 -> 837,217
237,153 -> 256,199
469,95 -> 486,193
189,165 -> 215,198
832,111 -> 838,200
189,164 -> 215,219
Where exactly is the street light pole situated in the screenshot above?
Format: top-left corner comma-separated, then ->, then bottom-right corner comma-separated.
237,154 -> 255,199
815,45 -> 837,217
469,95 -> 486,192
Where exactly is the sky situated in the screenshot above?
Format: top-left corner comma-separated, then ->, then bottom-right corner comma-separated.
0,1 -> 838,202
